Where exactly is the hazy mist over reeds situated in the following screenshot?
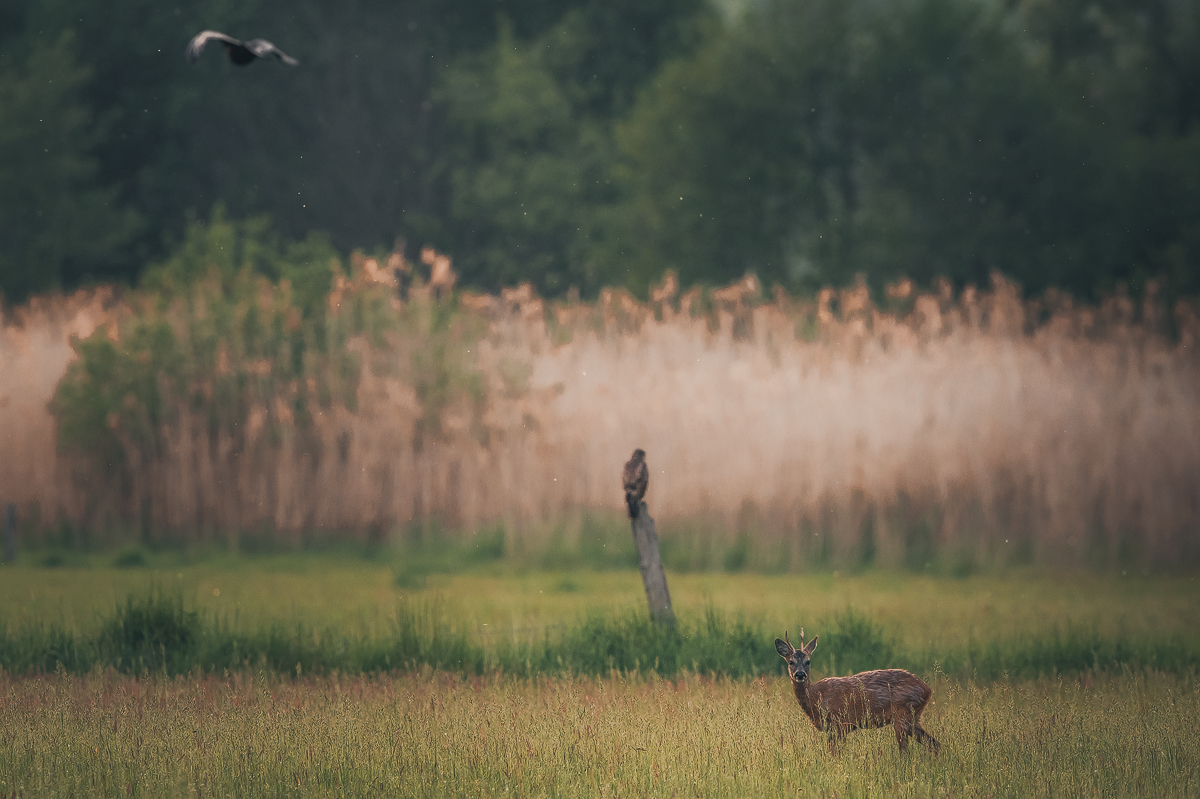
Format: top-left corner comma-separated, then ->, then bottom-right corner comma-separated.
2,267 -> 1198,571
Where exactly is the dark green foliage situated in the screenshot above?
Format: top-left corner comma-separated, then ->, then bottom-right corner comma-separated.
48,211 -> 367,528
111,546 -> 149,569
0,31 -> 140,300
2,593 -> 1196,681
389,518 -> 638,583
0,0 -> 706,300
508,605 -> 766,677
576,513 -> 640,570
392,524 -> 507,588
3,0 -> 1199,302
141,209 -> 337,307
430,0 -> 709,296
95,591 -> 200,673
50,321 -> 178,484
381,600 -> 489,674
723,534 -> 750,573
38,551 -> 68,568
471,526 -> 507,562
606,0 -> 1169,298
815,608 -> 896,676
0,622 -> 92,674
598,0 -> 1199,299
938,627 -> 1200,682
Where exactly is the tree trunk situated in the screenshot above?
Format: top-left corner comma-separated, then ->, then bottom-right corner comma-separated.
630,501 -> 675,626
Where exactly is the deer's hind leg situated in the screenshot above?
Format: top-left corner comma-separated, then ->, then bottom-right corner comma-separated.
909,700 -> 940,753
911,682 -> 940,753
913,722 -> 940,754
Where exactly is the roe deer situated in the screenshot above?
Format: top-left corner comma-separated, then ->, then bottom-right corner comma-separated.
775,629 -> 940,755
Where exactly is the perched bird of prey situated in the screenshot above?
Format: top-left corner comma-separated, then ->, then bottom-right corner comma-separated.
622,449 -> 649,519
186,30 -> 299,66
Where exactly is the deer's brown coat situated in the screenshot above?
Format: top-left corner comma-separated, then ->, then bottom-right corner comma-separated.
775,630 -> 940,754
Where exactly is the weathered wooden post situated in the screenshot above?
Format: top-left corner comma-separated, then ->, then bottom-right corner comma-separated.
623,449 -> 674,626
630,502 -> 675,626
3,503 -> 16,564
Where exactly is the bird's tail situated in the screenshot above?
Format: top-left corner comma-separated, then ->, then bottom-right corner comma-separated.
626,494 -> 640,519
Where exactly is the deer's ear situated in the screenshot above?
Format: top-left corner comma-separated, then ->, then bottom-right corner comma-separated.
803,635 -> 819,654
775,637 -> 793,658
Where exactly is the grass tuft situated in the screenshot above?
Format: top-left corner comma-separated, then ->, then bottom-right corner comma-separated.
96,590 -> 200,673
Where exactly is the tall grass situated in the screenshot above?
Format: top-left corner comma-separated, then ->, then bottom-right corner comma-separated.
3,669 -> 1197,797
2,226 -> 1199,568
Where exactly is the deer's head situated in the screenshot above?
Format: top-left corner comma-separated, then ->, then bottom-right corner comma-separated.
775,629 -> 818,683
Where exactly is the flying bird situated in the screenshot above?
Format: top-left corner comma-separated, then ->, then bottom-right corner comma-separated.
185,30 -> 299,66
622,449 -> 649,519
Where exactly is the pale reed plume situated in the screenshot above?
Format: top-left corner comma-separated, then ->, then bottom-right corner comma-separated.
1,270 -> 1197,568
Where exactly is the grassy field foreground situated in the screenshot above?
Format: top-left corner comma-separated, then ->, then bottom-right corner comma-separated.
3,566 -> 1198,796
2,670 -> 1196,798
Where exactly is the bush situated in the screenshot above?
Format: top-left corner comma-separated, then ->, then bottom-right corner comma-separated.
111,546 -> 149,569
816,608 -> 897,676
96,591 -> 199,673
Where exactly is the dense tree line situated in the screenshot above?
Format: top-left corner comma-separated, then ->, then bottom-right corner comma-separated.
1,0 -> 1197,302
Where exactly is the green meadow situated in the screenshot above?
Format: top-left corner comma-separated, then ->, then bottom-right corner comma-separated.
2,558 -> 1198,796
0,556 -> 1195,649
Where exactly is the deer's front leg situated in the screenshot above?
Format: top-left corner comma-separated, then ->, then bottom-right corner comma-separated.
826,725 -> 847,755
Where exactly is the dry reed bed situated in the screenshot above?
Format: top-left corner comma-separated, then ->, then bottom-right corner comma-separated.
0,289 -> 123,529
2,271 -> 1198,567
1,671 -> 1196,797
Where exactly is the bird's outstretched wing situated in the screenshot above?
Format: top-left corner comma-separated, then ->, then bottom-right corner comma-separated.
185,30 -> 242,63
243,38 -> 299,66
